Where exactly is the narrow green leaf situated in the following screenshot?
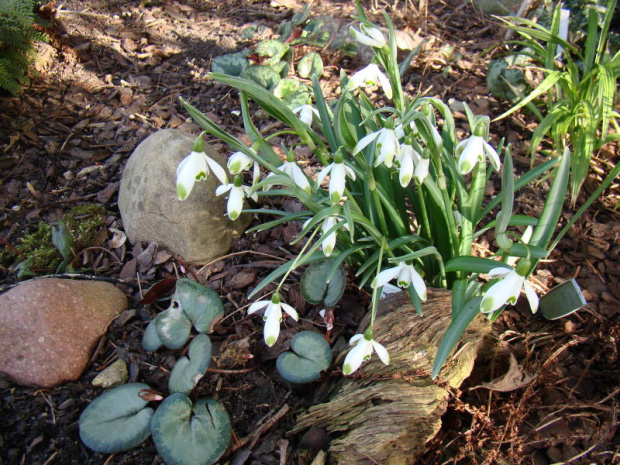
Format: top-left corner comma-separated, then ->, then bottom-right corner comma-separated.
431,297 -> 482,379
529,150 -> 569,249
493,71 -> 563,122
445,256 -> 511,274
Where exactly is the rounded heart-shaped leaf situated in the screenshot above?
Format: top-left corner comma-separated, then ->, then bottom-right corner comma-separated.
79,383 -> 154,453
156,304 -> 192,350
169,334 -> 212,395
276,331 -> 332,383
176,279 -> 224,334
151,394 -> 231,465
241,65 -> 281,90
255,39 -> 289,66
142,319 -> 163,352
297,52 -> 323,79
211,52 -> 249,76
301,260 -> 346,307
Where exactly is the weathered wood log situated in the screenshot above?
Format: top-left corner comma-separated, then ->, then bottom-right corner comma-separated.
293,289 -> 489,464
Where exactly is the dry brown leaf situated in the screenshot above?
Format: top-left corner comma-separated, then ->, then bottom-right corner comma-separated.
477,353 -> 534,392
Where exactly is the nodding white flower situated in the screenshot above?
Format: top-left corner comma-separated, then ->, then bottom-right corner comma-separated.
177,148 -> 229,201
278,160 -> 311,194
372,262 -> 427,301
248,293 -> 299,346
349,64 -> 393,99
343,330 -> 390,375
321,215 -> 349,257
480,264 -> 539,314
228,151 -> 253,174
292,104 -> 319,126
397,144 -> 429,186
215,175 -> 257,221
353,127 -> 401,168
228,151 -> 261,186
349,24 -> 386,48
316,161 -> 356,204
455,134 -> 500,175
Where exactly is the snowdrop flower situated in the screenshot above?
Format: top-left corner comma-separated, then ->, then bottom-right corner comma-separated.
248,293 -> 299,346
292,104 -> 319,126
228,151 -> 261,186
215,175 -> 257,221
349,64 -> 392,99
321,215 -> 348,257
353,127 -> 400,168
343,328 -> 390,375
455,133 -> 500,175
278,159 -> 311,194
397,144 -> 429,186
349,24 -> 386,48
480,260 -> 539,314
316,156 -> 356,204
176,137 -> 229,201
372,261 -> 427,301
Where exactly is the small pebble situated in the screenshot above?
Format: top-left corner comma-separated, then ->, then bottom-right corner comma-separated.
92,360 -> 128,388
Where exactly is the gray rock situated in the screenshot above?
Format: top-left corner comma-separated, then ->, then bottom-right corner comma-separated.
119,129 -> 249,264
92,359 -> 128,388
0,279 -> 127,388
473,0 -> 522,15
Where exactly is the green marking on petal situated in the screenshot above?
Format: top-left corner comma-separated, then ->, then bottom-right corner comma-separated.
460,160 -> 471,173
266,336 -> 276,346
480,297 -> 494,313
177,184 -> 187,201
343,364 -> 352,375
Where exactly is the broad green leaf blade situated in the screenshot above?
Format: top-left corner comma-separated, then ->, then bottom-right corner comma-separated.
151,394 -> 231,465
142,319 -> 163,352
301,260 -> 346,307
297,52 -> 324,79
176,279 -> 224,333
79,383 -> 154,453
241,65 -> 281,90
211,52 -> 249,76
540,279 -> 587,320
276,331 -> 332,383
431,297 -> 482,379
155,307 -> 192,350
169,334 -> 212,395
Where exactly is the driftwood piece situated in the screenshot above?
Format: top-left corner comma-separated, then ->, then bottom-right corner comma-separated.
293,289 -> 489,464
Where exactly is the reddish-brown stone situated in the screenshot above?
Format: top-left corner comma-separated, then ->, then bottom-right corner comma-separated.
0,278 -> 127,388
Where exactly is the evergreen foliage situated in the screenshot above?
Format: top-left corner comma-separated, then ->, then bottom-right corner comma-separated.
0,0 -> 47,96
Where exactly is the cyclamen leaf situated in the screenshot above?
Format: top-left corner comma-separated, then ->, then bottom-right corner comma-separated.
175,279 -> 224,334
277,331 -> 332,383
155,305 -> 192,350
297,52 -> 324,79
241,65 -> 281,90
168,334 -> 212,395
151,394 -> 231,465
301,260 -> 346,307
211,52 -> 249,76
79,383 -> 154,454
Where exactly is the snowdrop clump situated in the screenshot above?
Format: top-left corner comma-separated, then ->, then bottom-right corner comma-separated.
177,4 -> 575,377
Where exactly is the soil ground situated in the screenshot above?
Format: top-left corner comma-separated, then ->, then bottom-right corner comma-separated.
0,1 -> 619,464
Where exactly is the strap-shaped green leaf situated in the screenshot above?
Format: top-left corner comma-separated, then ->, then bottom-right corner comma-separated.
445,256 -> 511,274
431,296 -> 482,379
